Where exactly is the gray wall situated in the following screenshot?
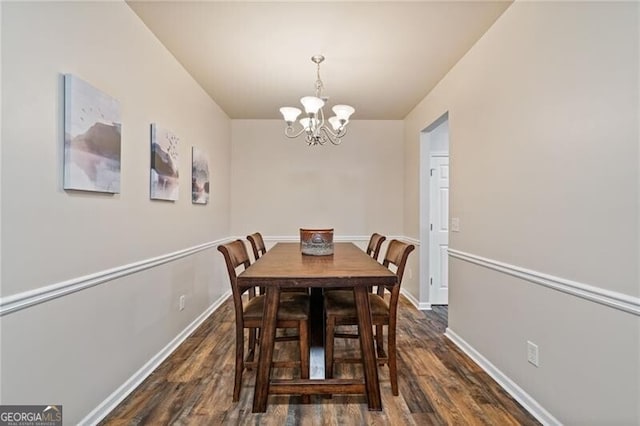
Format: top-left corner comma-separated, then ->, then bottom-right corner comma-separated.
404,2 -> 639,423
230,119 -> 404,238
1,2 -> 231,423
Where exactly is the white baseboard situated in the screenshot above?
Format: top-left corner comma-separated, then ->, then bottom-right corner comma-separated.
79,290 -> 231,426
444,328 -> 561,426
401,288 -> 431,310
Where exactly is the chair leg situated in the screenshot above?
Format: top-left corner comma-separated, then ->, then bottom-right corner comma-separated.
325,316 -> 335,380
375,324 -> 384,358
299,320 -> 310,404
233,326 -> 244,402
388,323 -> 398,396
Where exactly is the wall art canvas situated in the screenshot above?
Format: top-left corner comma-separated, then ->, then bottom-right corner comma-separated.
191,147 -> 210,204
150,124 -> 179,201
64,74 -> 121,193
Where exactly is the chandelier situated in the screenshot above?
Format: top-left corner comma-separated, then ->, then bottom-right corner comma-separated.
280,55 -> 355,146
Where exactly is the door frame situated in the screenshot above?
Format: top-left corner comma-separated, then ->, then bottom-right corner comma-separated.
419,112 -> 449,309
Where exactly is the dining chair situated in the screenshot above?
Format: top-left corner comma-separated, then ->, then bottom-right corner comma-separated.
366,232 -> 386,261
247,232 -> 308,294
324,239 -> 415,396
218,239 -> 310,402
246,232 -> 267,262
325,233 -> 386,294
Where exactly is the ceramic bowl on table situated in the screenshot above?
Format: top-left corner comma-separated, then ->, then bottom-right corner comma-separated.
300,228 -> 334,256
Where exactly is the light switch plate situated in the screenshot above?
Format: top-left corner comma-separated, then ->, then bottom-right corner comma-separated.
451,217 -> 460,232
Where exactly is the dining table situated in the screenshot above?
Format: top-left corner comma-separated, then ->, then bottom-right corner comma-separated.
236,242 -> 397,413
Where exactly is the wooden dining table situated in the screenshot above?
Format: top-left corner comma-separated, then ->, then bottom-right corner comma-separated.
236,242 -> 397,413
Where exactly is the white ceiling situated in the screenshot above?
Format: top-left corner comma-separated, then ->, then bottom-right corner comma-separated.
127,1 -> 512,120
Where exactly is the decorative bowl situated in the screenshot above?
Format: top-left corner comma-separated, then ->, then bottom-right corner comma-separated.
300,228 -> 334,256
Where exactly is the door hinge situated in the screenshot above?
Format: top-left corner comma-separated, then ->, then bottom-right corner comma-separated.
430,223 -> 433,231
430,168 -> 434,176
430,277 -> 433,285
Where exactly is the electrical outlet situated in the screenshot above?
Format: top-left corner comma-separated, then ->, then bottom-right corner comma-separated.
527,341 -> 539,367
451,217 -> 460,232
179,295 -> 185,311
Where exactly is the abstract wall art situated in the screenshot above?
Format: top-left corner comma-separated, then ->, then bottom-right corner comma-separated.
64,74 -> 122,193
191,147 -> 210,204
150,124 -> 180,201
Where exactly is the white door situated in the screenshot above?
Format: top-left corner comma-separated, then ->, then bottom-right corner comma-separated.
429,156 -> 449,305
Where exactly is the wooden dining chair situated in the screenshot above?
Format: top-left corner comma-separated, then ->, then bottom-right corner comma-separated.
247,232 -> 308,294
218,239 -> 310,402
326,233 -> 386,294
324,239 -> 415,396
366,232 -> 386,261
246,232 -> 267,262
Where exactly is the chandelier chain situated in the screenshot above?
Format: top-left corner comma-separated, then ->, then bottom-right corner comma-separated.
315,61 -> 324,98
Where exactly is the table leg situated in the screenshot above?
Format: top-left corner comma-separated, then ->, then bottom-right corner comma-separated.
252,286 -> 280,413
353,286 -> 382,411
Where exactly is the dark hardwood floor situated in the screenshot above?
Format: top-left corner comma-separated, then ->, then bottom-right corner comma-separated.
100,297 -> 540,425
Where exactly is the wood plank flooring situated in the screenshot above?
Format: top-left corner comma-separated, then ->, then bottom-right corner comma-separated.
100,297 -> 540,425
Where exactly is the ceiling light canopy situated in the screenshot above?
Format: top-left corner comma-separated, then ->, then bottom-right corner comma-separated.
280,55 -> 354,146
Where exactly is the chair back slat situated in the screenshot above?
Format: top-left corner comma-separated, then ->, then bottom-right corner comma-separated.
379,240 -> 415,294
366,233 -> 386,261
379,240 -> 415,330
218,240 -> 253,323
247,232 -> 267,261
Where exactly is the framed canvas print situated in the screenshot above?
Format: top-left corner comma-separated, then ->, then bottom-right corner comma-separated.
191,147 -> 210,204
150,123 -> 179,201
64,74 -> 121,193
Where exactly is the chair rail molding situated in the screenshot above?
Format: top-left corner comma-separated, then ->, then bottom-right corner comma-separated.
0,237 -> 233,317
0,235 -> 419,316
448,248 -> 640,316
401,236 -> 421,245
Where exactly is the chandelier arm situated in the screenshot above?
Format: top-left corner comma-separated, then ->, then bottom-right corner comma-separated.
319,122 -> 348,139
284,125 -> 308,139
321,124 -> 337,138
306,131 -> 319,145
318,126 -> 342,145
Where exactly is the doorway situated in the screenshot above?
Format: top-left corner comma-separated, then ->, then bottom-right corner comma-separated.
420,113 -> 450,307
